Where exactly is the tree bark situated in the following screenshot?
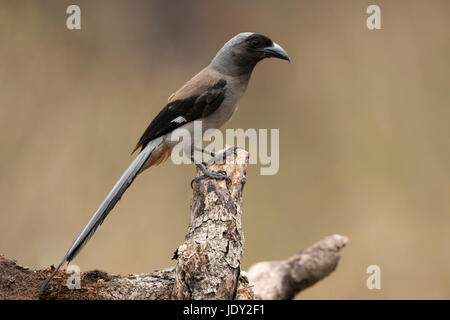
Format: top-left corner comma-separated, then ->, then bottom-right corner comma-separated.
171,147 -> 248,300
247,234 -> 348,300
0,148 -> 348,300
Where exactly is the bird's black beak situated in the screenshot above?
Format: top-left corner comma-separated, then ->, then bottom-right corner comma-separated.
262,43 -> 290,62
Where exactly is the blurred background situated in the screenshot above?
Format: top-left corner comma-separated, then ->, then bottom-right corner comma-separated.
1,0 -> 449,299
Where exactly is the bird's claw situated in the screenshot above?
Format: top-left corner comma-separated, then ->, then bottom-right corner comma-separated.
203,146 -> 240,165
190,170 -> 232,189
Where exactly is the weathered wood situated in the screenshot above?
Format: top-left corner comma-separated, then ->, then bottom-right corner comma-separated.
0,234 -> 347,300
171,148 -> 248,299
0,147 -> 348,300
247,234 -> 348,299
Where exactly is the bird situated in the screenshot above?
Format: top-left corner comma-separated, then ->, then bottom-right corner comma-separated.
38,32 -> 290,296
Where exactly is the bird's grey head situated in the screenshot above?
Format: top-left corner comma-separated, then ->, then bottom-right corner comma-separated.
211,32 -> 290,76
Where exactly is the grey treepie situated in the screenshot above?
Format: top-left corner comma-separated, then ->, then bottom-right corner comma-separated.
39,32 -> 290,295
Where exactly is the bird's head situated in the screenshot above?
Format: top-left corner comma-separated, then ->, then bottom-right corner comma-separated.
211,32 -> 290,76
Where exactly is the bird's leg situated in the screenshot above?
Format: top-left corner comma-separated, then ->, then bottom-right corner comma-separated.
193,145 -> 240,165
202,146 -> 240,165
193,146 -> 217,164
190,155 -> 231,188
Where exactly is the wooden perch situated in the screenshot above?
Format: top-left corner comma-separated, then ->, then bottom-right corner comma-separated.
0,148 -> 347,300
172,147 -> 248,299
247,234 -> 348,299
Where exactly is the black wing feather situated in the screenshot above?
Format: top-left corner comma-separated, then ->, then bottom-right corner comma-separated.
132,79 -> 226,154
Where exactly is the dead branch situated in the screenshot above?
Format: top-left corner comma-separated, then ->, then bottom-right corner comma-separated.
171,147 -> 248,299
247,234 -> 348,299
0,148 -> 347,300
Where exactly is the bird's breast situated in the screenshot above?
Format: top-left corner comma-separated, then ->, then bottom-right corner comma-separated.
204,76 -> 248,130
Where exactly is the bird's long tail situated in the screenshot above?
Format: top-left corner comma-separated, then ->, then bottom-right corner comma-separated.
38,137 -> 163,296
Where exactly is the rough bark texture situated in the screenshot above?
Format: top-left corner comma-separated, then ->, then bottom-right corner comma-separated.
171,148 -> 248,300
0,234 -> 346,300
247,234 -> 348,300
0,148 -> 348,300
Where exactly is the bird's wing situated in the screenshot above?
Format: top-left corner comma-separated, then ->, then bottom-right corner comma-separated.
133,69 -> 227,153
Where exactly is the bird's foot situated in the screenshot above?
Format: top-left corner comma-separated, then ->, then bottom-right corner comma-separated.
190,148 -> 239,188
202,146 -> 240,166
190,169 -> 231,188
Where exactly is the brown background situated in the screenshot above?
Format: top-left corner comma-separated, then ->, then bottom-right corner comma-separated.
1,0 -> 449,299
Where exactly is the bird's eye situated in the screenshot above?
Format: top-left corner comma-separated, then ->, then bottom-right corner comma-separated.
250,39 -> 260,48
